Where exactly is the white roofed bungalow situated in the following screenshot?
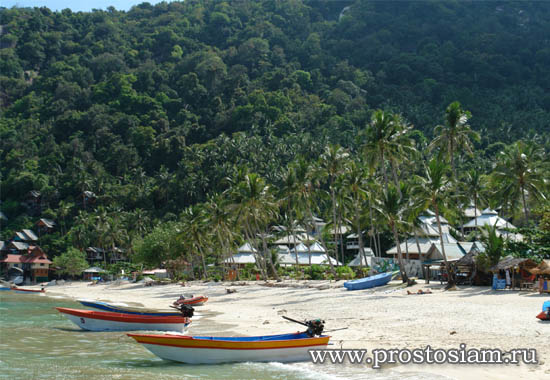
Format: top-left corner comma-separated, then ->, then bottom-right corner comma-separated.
273,233 -> 316,248
223,243 -> 259,266
462,208 -> 523,241
278,242 -> 341,266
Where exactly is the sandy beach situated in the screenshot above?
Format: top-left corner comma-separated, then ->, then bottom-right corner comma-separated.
34,279 -> 549,380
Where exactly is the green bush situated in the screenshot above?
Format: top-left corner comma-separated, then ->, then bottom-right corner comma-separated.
308,265 -> 325,280
335,266 -> 355,280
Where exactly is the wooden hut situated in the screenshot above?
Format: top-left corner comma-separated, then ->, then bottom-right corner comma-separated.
528,260 -> 550,294
489,257 -> 538,290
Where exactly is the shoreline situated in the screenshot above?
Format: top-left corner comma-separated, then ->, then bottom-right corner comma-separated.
31,279 -> 549,379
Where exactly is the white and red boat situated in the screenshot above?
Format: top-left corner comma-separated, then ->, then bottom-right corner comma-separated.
11,287 -> 45,294
127,331 -> 330,364
127,317 -> 329,364
55,307 -> 191,332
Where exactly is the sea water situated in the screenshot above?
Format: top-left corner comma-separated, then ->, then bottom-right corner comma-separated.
0,292 -> 449,380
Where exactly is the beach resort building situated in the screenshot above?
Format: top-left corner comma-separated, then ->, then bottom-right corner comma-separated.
36,218 -> 56,234
461,208 -> 523,241
86,246 -> 127,264
223,243 -> 258,267
278,242 -> 342,266
386,211 -> 470,278
0,246 -> 52,283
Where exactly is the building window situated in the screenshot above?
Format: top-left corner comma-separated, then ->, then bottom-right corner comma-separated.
40,263 -> 44,266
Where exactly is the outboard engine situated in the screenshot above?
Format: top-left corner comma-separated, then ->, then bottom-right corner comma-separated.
305,319 -> 325,337
174,303 -> 194,318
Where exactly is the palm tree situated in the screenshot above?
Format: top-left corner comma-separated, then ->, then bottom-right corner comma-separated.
430,101 -> 480,180
362,110 -> 416,194
452,168 -> 487,238
476,224 -> 505,271
373,182 -> 411,284
344,160 -> 369,268
318,144 -> 349,270
415,157 -> 456,288
205,194 -> 237,275
292,157 -> 316,267
490,141 -> 546,224
180,205 -> 208,279
280,166 -> 302,268
229,173 -> 279,281
58,200 -> 74,236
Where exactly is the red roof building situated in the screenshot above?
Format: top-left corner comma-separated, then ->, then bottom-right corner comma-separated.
0,246 -> 52,283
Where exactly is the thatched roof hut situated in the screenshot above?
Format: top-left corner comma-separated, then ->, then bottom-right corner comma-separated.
489,257 -> 538,272
529,260 -> 550,275
455,249 -> 478,268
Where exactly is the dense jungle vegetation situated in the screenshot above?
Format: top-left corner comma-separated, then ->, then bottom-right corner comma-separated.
1,1 -> 548,278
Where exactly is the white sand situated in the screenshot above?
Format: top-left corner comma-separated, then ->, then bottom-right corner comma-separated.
35,280 -> 549,379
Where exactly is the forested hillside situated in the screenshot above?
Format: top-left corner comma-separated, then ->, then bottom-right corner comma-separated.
1,1 -> 548,270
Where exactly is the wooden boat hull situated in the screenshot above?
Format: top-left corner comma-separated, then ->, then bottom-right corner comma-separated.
128,332 -> 330,364
56,307 -> 190,332
78,299 -> 181,316
344,272 -> 392,290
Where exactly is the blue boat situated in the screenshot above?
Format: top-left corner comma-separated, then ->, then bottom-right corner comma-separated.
78,299 -> 181,316
343,272 -> 393,290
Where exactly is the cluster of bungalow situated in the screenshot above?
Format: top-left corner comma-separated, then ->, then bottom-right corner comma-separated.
0,219 -> 55,283
223,207 -> 523,280
383,207 -> 523,280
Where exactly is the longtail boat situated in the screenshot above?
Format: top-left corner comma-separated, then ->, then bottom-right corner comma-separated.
78,299 -> 182,316
56,307 -> 191,332
128,317 -> 329,364
11,287 -> 45,293
127,332 -> 330,364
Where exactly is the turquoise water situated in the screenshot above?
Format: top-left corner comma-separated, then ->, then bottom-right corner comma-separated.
0,292 -> 447,380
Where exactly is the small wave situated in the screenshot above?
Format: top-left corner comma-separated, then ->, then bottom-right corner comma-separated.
242,361 -> 346,380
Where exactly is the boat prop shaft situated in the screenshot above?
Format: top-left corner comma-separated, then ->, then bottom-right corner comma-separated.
282,315 -> 308,326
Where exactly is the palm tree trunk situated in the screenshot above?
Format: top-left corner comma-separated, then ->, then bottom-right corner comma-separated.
391,221 -> 409,284
474,193 -> 478,228
306,208 -> 315,267
521,183 -> 529,223
197,244 -> 208,280
434,201 -> 455,288
376,230 -> 382,258
368,206 -> 379,257
254,219 -> 279,281
291,223 -> 300,279
331,187 -> 339,267
414,233 -> 422,260
379,149 -> 389,187
357,213 -> 367,269
337,206 -> 344,266
244,221 -> 267,280
391,160 -> 402,198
